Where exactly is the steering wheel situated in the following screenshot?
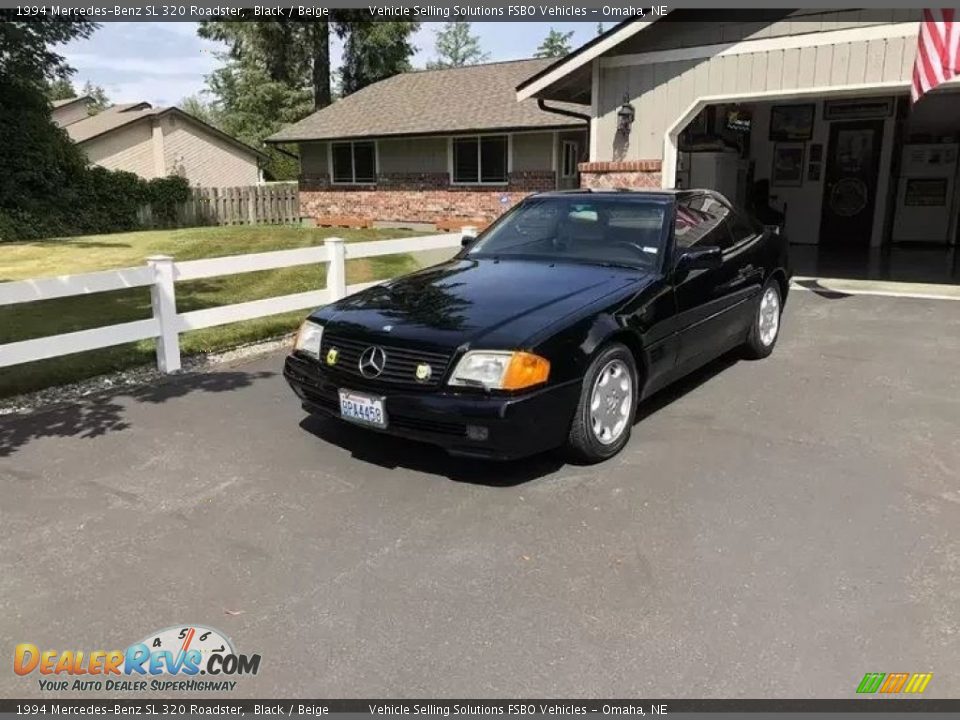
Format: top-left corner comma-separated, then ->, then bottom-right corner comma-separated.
611,241 -> 649,257
551,223 -> 573,251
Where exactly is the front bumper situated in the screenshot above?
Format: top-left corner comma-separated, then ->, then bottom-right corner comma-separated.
284,353 -> 579,460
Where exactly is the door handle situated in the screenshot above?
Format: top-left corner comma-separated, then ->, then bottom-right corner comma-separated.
737,264 -> 756,278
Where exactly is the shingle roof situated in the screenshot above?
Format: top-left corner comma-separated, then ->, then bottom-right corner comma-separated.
267,58 -> 587,143
63,104 -> 269,160
65,105 -> 160,143
52,96 -> 91,108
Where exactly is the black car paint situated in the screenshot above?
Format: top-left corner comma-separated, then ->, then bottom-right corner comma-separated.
284,189 -> 790,460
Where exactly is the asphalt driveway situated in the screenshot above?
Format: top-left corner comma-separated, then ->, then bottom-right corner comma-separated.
1,290 -> 958,699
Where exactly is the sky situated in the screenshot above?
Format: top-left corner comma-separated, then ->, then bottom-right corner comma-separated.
60,22 -> 600,107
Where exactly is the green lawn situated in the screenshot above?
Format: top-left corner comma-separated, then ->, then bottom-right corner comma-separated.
0,225 -> 425,398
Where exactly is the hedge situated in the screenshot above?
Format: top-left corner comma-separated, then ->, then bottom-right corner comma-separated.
0,77 -> 193,242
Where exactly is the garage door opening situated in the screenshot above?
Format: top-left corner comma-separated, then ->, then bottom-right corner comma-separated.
671,92 -> 960,286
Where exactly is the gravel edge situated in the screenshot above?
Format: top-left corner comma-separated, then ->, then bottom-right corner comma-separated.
0,333 -> 294,416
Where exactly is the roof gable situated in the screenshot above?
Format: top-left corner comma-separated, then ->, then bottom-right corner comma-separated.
52,96 -> 92,109
65,104 -> 267,161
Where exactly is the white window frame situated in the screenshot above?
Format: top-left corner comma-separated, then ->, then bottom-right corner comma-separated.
329,140 -> 379,185
449,133 -> 511,186
560,140 -> 579,179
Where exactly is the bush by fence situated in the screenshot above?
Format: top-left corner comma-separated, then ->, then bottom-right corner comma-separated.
0,170 -> 192,241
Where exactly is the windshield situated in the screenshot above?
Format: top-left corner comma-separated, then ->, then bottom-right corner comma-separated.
467,195 -> 668,269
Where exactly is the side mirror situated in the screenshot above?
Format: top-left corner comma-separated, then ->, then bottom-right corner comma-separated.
461,225 -> 479,248
764,224 -> 781,236
675,245 -> 722,272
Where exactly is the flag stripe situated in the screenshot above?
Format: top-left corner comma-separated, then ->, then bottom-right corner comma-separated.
912,8 -> 960,103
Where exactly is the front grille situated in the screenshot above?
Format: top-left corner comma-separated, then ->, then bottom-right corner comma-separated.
321,333 -> 454,388
390,415 -> 466,437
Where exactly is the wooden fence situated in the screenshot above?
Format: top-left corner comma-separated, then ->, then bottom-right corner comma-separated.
138,183 -> 299,228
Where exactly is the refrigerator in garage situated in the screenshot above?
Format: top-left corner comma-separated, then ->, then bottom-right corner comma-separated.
676,150 -> 746,206
891,143 -> 960,244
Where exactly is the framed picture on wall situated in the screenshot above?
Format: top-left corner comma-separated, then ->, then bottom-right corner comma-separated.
823,97 -> 895,121
769,104 -> 815,141
807,163 -> 822,182
809,143 -> 823,162
772,143 -> 805,187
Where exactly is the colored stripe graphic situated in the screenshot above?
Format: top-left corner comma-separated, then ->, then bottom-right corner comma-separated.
879,673 -> 910,693
904,673 -> 933,694
857,673 -> 886,694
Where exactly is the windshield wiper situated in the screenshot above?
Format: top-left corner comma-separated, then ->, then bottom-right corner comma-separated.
592,260 -> 644,270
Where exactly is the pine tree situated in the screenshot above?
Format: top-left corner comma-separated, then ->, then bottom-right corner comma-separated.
80,81 -> 109,114
336,18 -> 419,95
426,22 -> 489,69
46,77 -> 76,100
535,28 -> 575,58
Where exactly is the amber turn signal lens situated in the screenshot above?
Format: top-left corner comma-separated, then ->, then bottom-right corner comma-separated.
502,352 -> 550,390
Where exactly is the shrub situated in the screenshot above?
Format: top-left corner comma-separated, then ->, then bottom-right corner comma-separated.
145,175 -> 192,225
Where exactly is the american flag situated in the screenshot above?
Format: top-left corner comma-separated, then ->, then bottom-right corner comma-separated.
911,9 -> 960,102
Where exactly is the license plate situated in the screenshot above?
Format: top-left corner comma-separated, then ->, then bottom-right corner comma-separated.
338,390 -> 387,429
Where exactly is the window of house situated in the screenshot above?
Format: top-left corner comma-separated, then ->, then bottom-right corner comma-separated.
561,141 -> 579,178
452,136 -> 508,184
331,141 -> 376,184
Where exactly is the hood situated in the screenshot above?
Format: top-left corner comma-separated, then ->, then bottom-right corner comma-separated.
313,258 -> 650,349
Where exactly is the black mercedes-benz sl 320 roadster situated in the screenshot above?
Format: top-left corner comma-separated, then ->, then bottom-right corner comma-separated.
284,189 -> 790,463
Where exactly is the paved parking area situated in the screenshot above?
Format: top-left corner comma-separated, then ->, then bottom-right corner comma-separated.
1,290 -> 959,698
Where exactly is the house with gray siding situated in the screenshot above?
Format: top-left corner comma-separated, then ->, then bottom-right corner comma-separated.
267,58 -> 588,228
519,10 -> 960,263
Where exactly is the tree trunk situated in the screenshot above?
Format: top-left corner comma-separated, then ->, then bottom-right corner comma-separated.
312,22 -> 331,110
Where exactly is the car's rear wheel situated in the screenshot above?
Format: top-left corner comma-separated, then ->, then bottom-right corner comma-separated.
567,343 -> 637,463
744,279 -> 782,359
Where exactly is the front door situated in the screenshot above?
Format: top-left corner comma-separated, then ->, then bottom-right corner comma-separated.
558,140 -> 580,189
819,120 -> 884,247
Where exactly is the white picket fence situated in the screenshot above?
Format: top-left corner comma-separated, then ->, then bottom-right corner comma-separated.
0,230 -> 474,374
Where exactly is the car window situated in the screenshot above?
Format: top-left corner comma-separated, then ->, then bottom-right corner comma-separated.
675,197 -> 732,250
467,196 -> 668,269
722,202 -> 761,245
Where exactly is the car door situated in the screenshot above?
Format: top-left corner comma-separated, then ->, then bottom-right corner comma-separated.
713,195 -> 767,341
672,194 -> 744,370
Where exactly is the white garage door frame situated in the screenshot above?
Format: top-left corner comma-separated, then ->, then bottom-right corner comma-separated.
660,80 -> 918,192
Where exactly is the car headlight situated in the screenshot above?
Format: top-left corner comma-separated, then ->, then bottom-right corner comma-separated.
448,351 -> 550,390
293,320 -> 324,359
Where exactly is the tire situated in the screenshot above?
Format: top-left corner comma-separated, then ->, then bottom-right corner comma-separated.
566,343 -> 638,464
744,279 -> 783,359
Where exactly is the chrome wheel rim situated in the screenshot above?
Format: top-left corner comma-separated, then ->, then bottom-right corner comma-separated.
758,286 -> 780,347
589,359 -> 633,445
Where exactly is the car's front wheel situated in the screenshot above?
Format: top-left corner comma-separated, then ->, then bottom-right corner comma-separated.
744,279 -> 783,359
567,343 -> 638,463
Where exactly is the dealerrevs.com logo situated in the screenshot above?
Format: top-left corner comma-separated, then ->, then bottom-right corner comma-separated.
15,625 -> 261,692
